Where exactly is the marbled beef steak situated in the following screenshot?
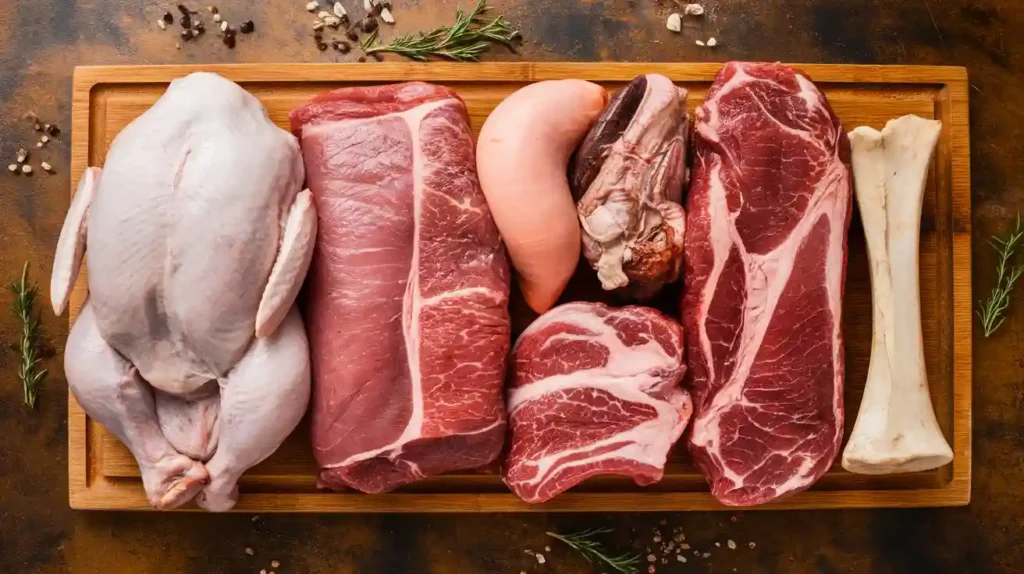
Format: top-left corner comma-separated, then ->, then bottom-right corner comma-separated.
683,62 -> 852,506
290,82 -> 511,494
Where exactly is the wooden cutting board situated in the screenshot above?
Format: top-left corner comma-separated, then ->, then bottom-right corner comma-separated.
68,62 -> 971,512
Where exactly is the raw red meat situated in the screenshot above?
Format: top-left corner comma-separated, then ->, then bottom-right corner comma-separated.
504,302 -> 692,504
290,82 -> 511,494
683,62 -> 852,506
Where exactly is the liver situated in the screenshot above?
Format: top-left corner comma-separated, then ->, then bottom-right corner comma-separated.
0,0 -> 1021,572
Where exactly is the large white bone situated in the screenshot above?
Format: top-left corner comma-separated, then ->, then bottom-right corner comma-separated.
842,115 -> 953,475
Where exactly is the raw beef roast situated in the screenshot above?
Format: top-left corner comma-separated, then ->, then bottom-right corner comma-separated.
504,302 -> 692,504
290,83 -> 511,494
683,62 -> 852,506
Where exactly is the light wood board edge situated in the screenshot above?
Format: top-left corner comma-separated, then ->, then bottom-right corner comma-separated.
68,65 -> 92,510
945,68 -> 973,506
71,62 -> 969,86
67,62 -> 972,512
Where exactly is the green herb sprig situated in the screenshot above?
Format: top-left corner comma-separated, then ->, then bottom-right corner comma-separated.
10,262 -> 46,408
546,528 -> 641,574
361,0 -> 520,62
977,214 -> 1024,338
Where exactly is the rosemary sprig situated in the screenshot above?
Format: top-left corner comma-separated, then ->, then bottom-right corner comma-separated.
361,0 -> 520,62
10,262 -> 46,408
546,528 -> 641,574
977,213 -> 1024,338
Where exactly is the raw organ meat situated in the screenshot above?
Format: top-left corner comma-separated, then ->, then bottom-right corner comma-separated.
504,302 -> 691,504
683,62 -> 852,506
290,82 -> 511,494
571,74 -> 689,301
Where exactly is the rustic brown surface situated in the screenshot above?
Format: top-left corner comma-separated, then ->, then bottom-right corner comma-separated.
0,0 -> 1020,572
68,62 -> 972,512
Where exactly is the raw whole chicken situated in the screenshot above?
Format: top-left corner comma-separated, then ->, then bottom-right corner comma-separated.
51,72 -> 315,511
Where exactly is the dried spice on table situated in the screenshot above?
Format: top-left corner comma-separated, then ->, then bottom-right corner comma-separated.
157,3 -> 254,49
10,262 -> 47,409
361,0 -> 522,61
977,213 -> 1024,337
546,529 -> 641,574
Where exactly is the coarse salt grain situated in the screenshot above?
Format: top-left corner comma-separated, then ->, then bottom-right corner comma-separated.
665,13 -> 682,32
271,561 -> 280,568
535,553 -> 546,564
41,161 -> 52,172
245,548 -> 254,556
707,37 -> 718,47
728,540 -> 737,550
683,3 -> 704,16
696,40 -> 705,46
157,19 -> 167,30
677,555 -> 687,563
653,536 -> 662,543
749,542 -> 757,549
306,1 -> 319,11
647,554 -> 656,563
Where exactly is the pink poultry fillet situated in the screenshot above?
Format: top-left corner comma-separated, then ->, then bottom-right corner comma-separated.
290,82 -> 511,494
50,72 -> 315,511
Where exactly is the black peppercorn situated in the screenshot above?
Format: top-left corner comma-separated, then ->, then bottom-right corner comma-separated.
360,17 -> 378,34
240,20 -> 254,34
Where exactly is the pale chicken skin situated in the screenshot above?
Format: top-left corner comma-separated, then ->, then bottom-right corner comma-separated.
51,72 -> 315,511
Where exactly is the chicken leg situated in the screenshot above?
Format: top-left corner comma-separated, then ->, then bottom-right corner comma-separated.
66,301 -> 208,509
195,307 -> 311,511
